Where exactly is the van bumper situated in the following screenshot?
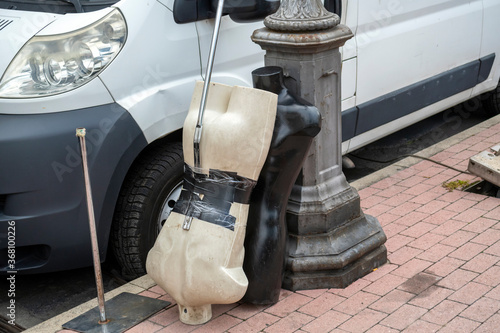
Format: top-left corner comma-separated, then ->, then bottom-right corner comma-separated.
0,103 -> 147,273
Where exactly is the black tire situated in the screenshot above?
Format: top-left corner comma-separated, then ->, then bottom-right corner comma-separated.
112,142 -> 184,280
482,83 -> 500,115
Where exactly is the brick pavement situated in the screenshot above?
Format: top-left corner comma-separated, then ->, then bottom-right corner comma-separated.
56,122 -> 500,332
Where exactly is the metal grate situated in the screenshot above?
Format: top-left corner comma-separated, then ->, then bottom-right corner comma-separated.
0,18 -> 13,31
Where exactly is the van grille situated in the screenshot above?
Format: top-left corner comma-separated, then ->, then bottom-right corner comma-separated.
0,18 -> 13,31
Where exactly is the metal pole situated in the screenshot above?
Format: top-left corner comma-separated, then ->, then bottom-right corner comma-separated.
184,0 -> 226,231
76,127 -> 108,324
193,0 -> 226,169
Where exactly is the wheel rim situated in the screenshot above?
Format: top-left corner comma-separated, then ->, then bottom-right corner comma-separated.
157,181 -> 183,233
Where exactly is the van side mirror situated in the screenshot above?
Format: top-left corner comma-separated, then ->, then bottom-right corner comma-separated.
173,0 -> 280,24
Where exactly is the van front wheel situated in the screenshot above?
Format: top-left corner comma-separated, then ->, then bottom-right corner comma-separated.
112,142 -> 184,280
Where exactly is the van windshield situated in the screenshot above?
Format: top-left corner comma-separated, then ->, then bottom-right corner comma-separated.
0,0 -> 118,14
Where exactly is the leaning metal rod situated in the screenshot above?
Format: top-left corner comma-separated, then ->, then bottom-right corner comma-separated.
193,0 -> 226,169
184,0 -> 226,231
76,128 -> 108,324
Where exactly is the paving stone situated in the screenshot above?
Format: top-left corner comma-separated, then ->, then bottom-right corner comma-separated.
362,264 -> 398,282
383,193 -> 416,207
401,320 -> 441,333
369,290 -> 415,314
379,304 -> 427,330
448,242 -> 488,261
389,202 -> 423,217
473,197 -> 500,211
296,289 -> 328,298
461,253 -> 500,273
409,191 -> 442,205
149,307 -> 180,327
408,285 -> 453,309
358,187 -> 382,199
376,213 -> 401,226
436,316 -> 480,333
156,321 -> 197,333
423,209 -> 459,225
228,312 -> 280,333
333,291 -> 381,316
471,229 -> 500,246
474,312 -> 500,333
227,303 -> 270,320
473,265 -> 500,287
400,222 -> 436,238
484,284 -> 500,300
417,243 -> 456,262
385,234 -> 415,253
447,282 -> 492,305
420,300 -> 467,325
484,239 -> 500,256
362,274 -> 407,296
191,314 -> 242,333
439,230 -> 477,247
382,223 -> 408,238
425,256 -> 466,277
394,211 -> 431,227
301,310 -> 351,333
329,278 -> 371,298
391,259 -> 433,279
265,293 -> 312,318
462,217 -> 498,233
453,208 -> 486,222
125,320 -> 164,333
397,272 -> 440,295
436,269 -> 478,290
365,324 -> 400,333
431,220 -> 467,236
415,200 -> 450,215
402,183 -> 434,196
459,297 -> 500,322
408,233 -> 446,250
338,309 -> 387,333
263,312 -> 314,333
376,186 -> 408,199
299,292 -> 345,317
388,247 -> 423,265
361,195 -> 387,209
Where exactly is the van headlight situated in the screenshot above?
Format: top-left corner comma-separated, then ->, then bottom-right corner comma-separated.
0,9 -> 126,98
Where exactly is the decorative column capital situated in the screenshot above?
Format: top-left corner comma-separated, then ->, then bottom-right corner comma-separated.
264,0 -> 340,32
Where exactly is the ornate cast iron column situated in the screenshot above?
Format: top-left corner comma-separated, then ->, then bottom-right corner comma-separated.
252,0 -> 387,290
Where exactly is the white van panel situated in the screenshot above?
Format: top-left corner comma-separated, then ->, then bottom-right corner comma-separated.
197,16 -> 265,87
355,0 -> 482,105
472,0 -> 500,96
100,0 -> 202,142
348,89 -> 472,152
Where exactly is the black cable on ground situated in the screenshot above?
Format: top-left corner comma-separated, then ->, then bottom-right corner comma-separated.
348,153 -> 472,175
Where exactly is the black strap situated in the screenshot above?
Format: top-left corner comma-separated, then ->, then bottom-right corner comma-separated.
172,164 -> 256,231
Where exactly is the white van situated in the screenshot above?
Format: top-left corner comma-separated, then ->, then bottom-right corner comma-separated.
1,0 -> 499,279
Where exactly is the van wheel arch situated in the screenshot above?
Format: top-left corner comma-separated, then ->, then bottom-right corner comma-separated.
111,140 -> 184,280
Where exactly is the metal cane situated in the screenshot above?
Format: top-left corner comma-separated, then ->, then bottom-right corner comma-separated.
76,127 -> 108,324
184,0 -> 226,231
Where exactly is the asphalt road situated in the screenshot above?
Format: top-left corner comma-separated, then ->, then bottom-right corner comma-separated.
0,98 -> 495,332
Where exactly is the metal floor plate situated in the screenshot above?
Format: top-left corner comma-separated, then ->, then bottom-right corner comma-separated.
62,292 -> 170,333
